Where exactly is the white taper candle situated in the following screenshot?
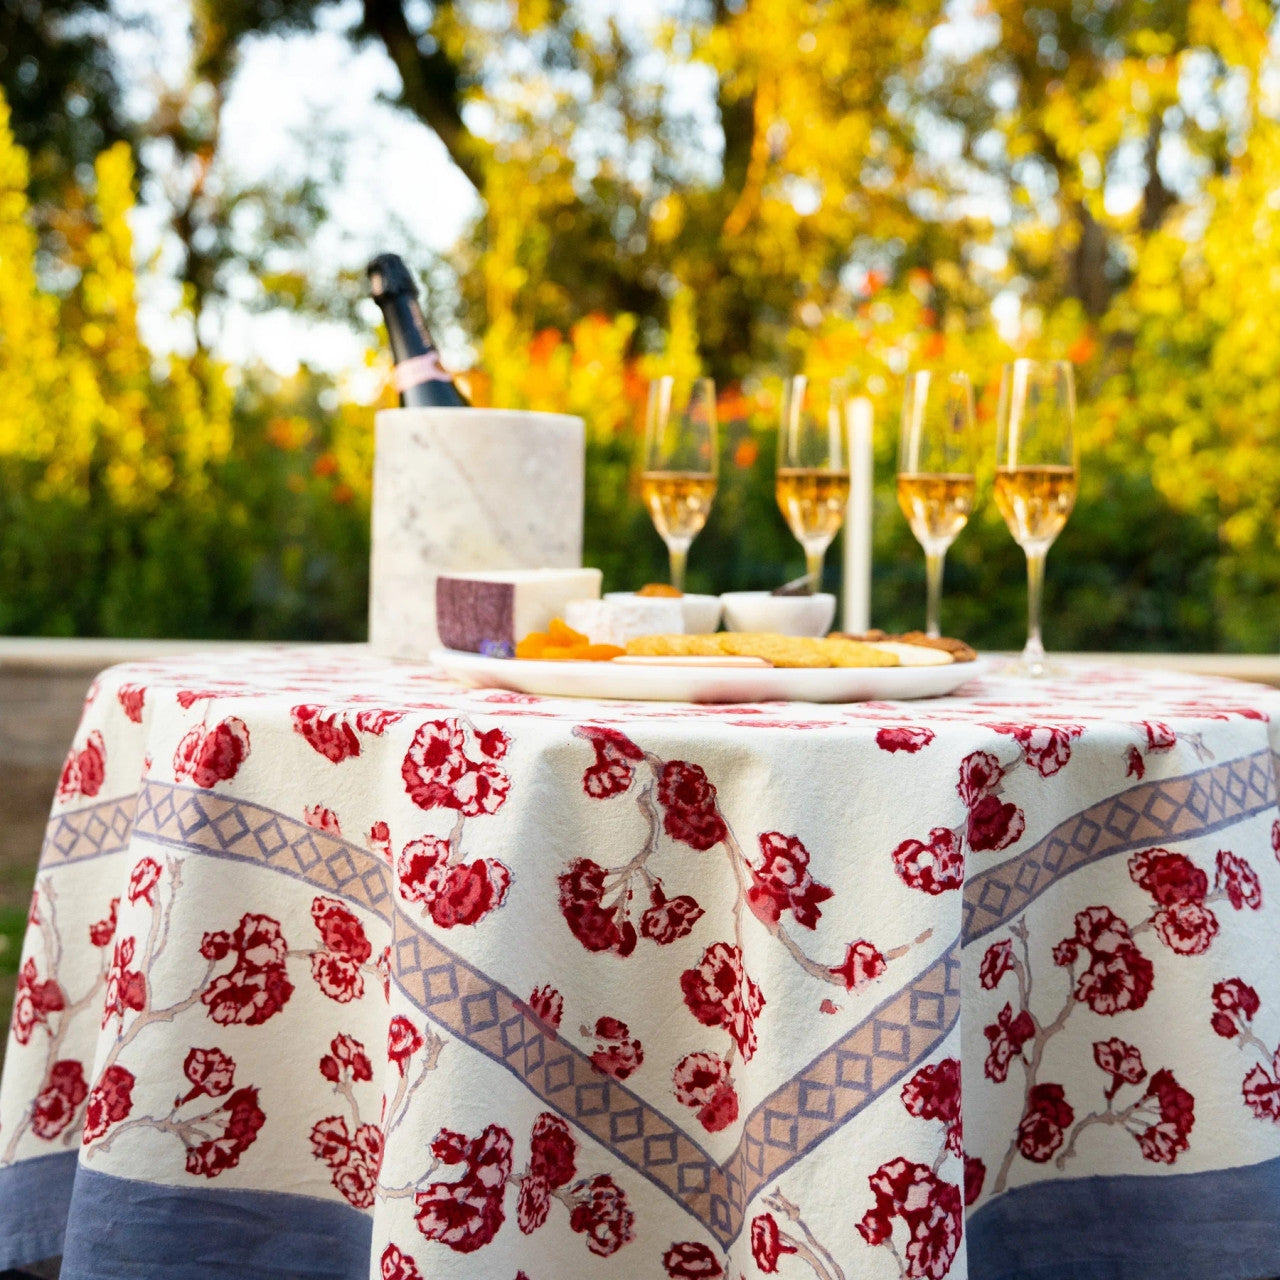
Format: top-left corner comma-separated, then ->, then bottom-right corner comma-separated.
843,395 -> 874,633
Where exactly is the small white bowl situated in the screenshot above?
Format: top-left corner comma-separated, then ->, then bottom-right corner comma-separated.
606,592 -> 723,635
720,591 -> 836,637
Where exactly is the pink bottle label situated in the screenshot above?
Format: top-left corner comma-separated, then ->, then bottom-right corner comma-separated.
393,351 -> 449,391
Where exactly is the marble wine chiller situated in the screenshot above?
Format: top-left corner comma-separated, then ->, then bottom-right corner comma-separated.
369,407 -> 586,658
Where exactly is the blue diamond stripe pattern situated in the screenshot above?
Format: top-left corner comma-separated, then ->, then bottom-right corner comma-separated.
963,749 -> 1276,944
40,796 -> 137,867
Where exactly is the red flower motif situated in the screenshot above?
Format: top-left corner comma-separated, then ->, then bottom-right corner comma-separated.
529,1112 -> 577,1189
475,726 -> 509,759
568,1174 -> 634,1257
1125,745 -> 1145,779
1128,848 -> 1208,905
979,939 -> 1014,990
1144,722 -> 1176,751
1153,900 -> 1219,955
310,1113 -> 383,1206
892,827 -> 964,895
1017,1083 -> 1074,1163
963,1155 -> 985,1206
957,750 -> 1003,805
640,884 -> 704,944
1135,1069 -> 1195,1163
58,730 -> 106,802
858,1158 -> 963,1278
557,858 -> 636,956
102,936 -> 146,1028
747,832 -> 834,929
988,723 -> 1082,777
415,1124 -> 513,1254
968,793 -> 1025,853
588,1016 -> 644,1081
304,805 -> 342,835
178,1047 -> 236,1104
517,1172 -> 550,1234
1211,978 -> 1261,1038
657,761 -> 727,851
173,718 -> 250,789
128,857 -> 162,906
680,942 -> 765,1061
368,821 -> 392,861
185,1087 -> 266,1177
82,1064 -> 135,1143
200,913 -> 294,1026
398,836 -> 512,929
1216,849 -> 1262,911
901,1058 -> 962,1152
13,956 -> 65,1045
292,705 -> 361,762
117,684 -> 146,723
32,1060 -> 88,1140
750,1214 -> 797,1274
398,836 -> 449,902
575,724 -> 644,799
1093,1038 -> 1146,1094
830,939 -> 886,991
310,896 -> 371,1003
526,985 -> 563,1034
89,897 -> 119,948
984,1003 -> 1035,1083
663,1241 -> 724,1278
1064,907 -> 1154,1015
320,1033 -> 373,1084
380,1244 -> 423,1280
672,1052 -> 739,1133
388,1015 -> 425,1074
402,719 -> 510,817
876,726 -> 935,754
1273,819 -> 1280,862
1243,1050 -> 1280,1123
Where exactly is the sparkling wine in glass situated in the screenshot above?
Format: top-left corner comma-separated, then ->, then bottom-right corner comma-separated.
777,377 -> 851,589
641,377 -> 718,591
897,370 -> 976,638
994,359 -> 1078,675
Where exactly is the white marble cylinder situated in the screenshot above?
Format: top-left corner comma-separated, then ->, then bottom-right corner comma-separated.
369,408 -> 585,658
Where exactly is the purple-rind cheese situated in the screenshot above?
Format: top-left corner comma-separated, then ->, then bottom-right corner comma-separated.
435,569 -> 603,654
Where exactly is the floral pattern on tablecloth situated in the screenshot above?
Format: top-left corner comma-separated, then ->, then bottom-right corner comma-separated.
2,647 -> 1280,1279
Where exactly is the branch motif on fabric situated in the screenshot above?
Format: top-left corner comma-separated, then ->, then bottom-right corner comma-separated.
972,839 -> 1256,1194
563,723 -> 930,1135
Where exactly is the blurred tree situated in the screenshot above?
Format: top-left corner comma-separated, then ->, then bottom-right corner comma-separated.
0,0 -> 132,206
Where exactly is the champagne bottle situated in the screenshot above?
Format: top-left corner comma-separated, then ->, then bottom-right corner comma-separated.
366,253 -> 470,408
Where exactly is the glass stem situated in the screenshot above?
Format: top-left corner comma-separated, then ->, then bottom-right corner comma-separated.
924,549 -> 945,639
667,541 -> 689,593
804,546 -> 825,591
1023,548 -> 1047,672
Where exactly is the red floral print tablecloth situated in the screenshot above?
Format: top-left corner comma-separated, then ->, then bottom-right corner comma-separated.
2,648 -> 1280,1280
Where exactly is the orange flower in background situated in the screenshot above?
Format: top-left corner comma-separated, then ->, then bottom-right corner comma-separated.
922,332 -> 947,360
331,483 -> 354,505
313,452 -> 338,478
734,437 -> 760,469
267,417 -> 311,451
1068,332 -> 1097,365
717,384 -> 750,422
530,328 -> 562,365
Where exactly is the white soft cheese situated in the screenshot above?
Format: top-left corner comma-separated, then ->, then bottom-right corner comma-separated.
564,597 -> 685,647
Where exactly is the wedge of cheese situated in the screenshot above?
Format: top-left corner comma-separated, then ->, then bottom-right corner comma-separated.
436,568 -> 603,656
564,596 -> 684,647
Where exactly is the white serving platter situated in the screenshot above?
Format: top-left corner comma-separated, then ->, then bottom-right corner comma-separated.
430,648 -> 983,704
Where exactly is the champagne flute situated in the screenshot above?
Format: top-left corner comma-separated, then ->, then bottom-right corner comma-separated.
994,359 -> 1078,676
641,377 -> 718,591
897,370 -> 977,638
777,377 -> 851,590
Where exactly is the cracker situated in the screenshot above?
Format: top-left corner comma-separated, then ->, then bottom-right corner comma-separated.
625,634 -> 723,657
715,633 -> 832,668
819,637 -> 901,668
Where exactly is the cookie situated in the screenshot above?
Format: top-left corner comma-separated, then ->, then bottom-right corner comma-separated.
818,638 -> 902,668
625,634 -> 724,657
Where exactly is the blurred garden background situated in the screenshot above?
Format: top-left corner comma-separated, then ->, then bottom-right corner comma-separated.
1,0 -> 1279,658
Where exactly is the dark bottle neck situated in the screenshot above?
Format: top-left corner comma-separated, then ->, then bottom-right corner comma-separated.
373,293 -> 469,408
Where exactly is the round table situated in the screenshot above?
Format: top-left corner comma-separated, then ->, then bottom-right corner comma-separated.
1,648 -> 1279,1280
